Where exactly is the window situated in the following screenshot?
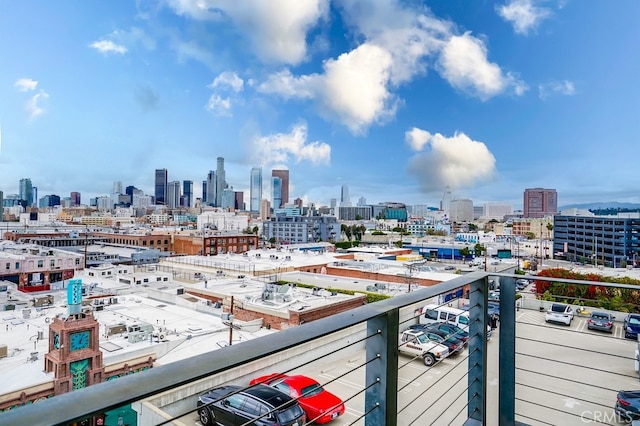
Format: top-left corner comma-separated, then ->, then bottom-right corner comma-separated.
50,259 -> 55,267
225,394 -> 245,410
15,262 -> 19,269
424,310 -> 439,320
38,260 -> 44,268
5,263 -> 9,270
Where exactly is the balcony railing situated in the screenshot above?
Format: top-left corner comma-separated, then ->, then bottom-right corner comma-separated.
0,270 -> 638,425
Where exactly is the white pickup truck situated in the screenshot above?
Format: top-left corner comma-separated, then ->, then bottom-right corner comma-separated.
399,329 -> 450,366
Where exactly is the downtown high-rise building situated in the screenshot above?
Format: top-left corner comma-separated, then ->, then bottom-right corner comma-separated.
524,188 -> 558,218
215,157 -> 226,207
205,171 -> 216,206
167,181 -> 181,209
155,169 -> 168,205
271,169 -> 289,208
182,180 -> 193,208
250,167 -> 262,213
70,192 -> 81,206
19,178 -> 33,207
112,181 -> 123,208
340,184 -> 352,207
271,176 -> 282,210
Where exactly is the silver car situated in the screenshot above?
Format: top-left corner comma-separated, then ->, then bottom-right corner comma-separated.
587,311 -> 614,333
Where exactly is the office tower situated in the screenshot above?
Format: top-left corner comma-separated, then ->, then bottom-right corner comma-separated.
441,186 -> 452,216
357,197 -> 367,207
19,178 -> 33,207
294,198 -> 303,210
271,169 -> 289,208
524,188 -> 558,218
33,187 -> 37,207
234,191 -> 244,211
70,192 -> 81,206
202,180 -> 207,204
205,171 -> 216,206
221,188 -> 235,210
330,198 -> 337,210
449,198 -> 474,222
260,199 -> 271,220
341,184 -> 352,207
155,169 -> 168,205
166,181 -> 181,209
250,167 -> 262,213
0,191 -> 3,220
182,180 -> 193,208
215,157 -> 226,207
112,181 -> 123,208
271,176 -> 282,210
483,202 -> 513,221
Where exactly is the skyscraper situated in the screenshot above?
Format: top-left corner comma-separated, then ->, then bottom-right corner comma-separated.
272,176 -> 282,210
250,167 -> 262,213
234,191 -> 244,211
155,169 -> 168,205
19,178 -> 33,207
70,192 -> 81,206
206,171 -> 216,206
0,191 -> 3,220
112,181 -> 123,208
441,186 -> 452,216
524,188 -> 558,218
215,157 -> 226,207
166,181 -> 181,209
271,169 -> 289,208
340,184 -> 351,207
182,180 -> 193,208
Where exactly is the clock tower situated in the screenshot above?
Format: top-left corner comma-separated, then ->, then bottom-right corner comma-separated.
44,279 -> 104,394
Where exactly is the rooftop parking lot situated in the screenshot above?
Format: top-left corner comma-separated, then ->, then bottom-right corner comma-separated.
179,306 -> 638,426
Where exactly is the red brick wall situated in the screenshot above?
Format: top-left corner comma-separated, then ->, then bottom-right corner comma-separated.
324,266 -> 441,287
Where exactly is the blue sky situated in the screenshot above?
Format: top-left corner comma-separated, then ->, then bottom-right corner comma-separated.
1,0 -> 639,210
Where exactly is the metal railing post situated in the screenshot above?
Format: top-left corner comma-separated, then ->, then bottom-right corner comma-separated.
499,276 -> 516,425
467,276 -> 488,424
365,308 -> 399,426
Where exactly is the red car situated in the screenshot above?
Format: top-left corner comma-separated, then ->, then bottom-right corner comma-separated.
250,373 -> 345,424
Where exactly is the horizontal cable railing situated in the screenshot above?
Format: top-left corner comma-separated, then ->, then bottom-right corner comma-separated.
3,270 -> 637,425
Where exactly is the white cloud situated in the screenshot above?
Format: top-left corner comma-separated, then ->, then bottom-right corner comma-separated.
256,1 -> 524,133
405,127 -> 431,151
209,72 -> 244,93
89,40 -> 128,55
259,44 -> 397,134
257,69 -> 317,99
166,0 -> 329,65
406,129 -> 497,193
205,95 -> 232,116
249,123 -> 331,166
14,78 -> 38,92
26,90 -> 49,120
437,32 -> 526,100
539,80 -> 576,99
496,0 -> 552,35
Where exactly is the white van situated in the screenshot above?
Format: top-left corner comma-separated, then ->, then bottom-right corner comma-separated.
419,304 -> 470,331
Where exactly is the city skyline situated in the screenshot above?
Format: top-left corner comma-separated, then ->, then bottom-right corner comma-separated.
1,1 -> 639,208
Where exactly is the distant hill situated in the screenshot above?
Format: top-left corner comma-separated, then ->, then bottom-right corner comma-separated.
560,202 -> 640,210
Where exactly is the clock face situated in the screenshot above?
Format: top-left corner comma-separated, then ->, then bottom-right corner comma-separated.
69,331 -> 90,351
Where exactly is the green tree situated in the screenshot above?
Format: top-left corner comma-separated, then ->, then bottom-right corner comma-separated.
355,214 -> 362,220
474,243 -> 485,256
468,223 -> 478,231
525,232 -> 536,240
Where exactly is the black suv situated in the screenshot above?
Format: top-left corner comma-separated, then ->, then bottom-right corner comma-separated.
197,384 -> 306,426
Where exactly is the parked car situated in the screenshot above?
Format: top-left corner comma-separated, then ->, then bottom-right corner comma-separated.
407,325 -> 465,355
624,314 -> 640,339
515,279 -> 529,290
587,311 -> 614,333
399,329 -> 450,366
444,265 -> 456,271
197,384 -> 306,426
544,303 -> 574,326
615,390 -> 640,422
423,322 -> 469,345
249,374 -> 345,424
